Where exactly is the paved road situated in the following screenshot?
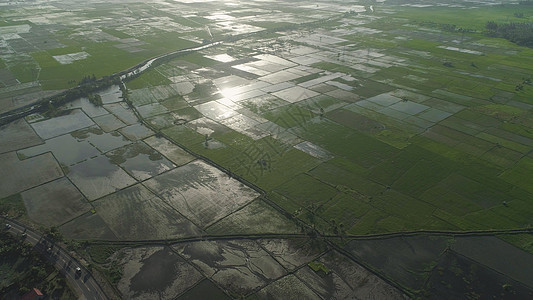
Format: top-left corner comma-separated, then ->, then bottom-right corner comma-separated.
2,218 -> 107,300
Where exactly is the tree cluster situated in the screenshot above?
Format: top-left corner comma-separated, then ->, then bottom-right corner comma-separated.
42,75 -> 119,117
415,21 -> 474,34
87,93 -> 103,106
485,21 -> 533,48
78,74 -> 97,85
0,232 -> 50,296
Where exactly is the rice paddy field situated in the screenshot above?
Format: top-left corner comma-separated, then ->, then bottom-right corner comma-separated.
1,0 -> 533,298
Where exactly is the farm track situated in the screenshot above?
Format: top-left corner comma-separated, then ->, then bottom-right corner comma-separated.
69,227 -> 533,246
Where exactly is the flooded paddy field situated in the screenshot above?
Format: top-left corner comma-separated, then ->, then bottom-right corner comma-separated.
75,127 -> 132,153
19,133 -> 101,166
0,152 -> 63,198
2,0 -> 533,298
29,109 -> 95,140
88,184 -> 201,240
106,142 -> 176,181
343,235 -> 533,297
144,136 -> 195,166
98,238 -> 407,299
426,250 -> 533,299
116,246 -> 204,299
21,177 -> 91,226
174,240 -> 287,295
0,119 -> 42,154
205,199 -> 301,235
144,160 -> 259,228
67,155 -> 138,201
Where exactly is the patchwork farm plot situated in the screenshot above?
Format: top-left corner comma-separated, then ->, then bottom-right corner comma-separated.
1,0 -> 533,298
126,2 -> 533,236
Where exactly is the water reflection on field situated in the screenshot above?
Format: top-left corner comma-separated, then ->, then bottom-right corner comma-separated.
144,160 -> 259,228
67,155 -> 137,201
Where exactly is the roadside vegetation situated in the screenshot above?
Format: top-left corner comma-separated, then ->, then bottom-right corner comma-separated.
0,231 -> 75,299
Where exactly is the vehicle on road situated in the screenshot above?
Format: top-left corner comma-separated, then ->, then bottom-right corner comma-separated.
5,223 -> 11,230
